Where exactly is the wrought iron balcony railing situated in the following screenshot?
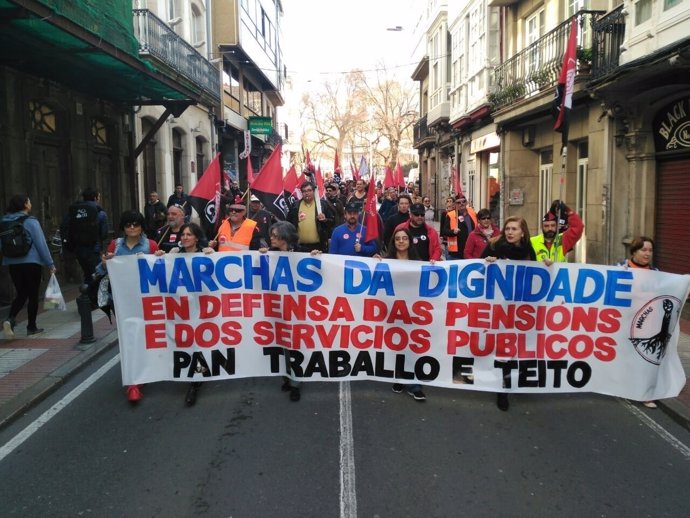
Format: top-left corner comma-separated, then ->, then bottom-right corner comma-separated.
490,10 -> 604,110
591,5 -> 625,80
413,115 -> 430,147
133,9 -> 220,102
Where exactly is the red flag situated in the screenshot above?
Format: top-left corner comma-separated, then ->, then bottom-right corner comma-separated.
250,145 -> 288,219
334,149 -> 341,173
351,158 -> 360,182
188,153 -> 221,236
383,166 -> 395,189
364,175 -> 380,243
394,159 -> 406,188
283,164 -> 299,194
247,157 -> 255,185
553,18 -> 578,147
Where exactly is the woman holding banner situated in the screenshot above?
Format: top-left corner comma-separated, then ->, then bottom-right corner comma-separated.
99,210 -> 163,403
259,221 -> 303,402
375,227 -> 428,401
169,222 -> 214,406
616,236 -> 659,409
481,216 -> 537,411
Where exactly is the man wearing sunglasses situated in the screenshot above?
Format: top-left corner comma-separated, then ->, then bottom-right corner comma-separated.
441,195 -> 477,259
212,203 -> 261,252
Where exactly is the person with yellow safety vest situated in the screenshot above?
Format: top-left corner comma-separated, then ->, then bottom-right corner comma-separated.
440,195 -> 477,259
530,199 -> 584,264
210,203 -> 261,252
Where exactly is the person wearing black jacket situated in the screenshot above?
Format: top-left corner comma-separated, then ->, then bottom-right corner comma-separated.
286,181 -> 335,252
481,216 -> 537,411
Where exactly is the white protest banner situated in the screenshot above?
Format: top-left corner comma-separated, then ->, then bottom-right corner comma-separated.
108,253 -> 690,401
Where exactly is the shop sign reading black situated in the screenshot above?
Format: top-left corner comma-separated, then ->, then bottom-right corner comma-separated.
654,98 -> 690,152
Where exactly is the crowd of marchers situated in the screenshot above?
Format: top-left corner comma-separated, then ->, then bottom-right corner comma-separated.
1,170 -> 660,411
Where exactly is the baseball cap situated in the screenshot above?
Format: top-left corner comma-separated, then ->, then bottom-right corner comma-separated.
345,201 -> 360,212
410,203 -> 426,215
250,195 -> 260,202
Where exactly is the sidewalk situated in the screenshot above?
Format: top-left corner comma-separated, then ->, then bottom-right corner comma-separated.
0,282 -> 118,428
1,283 -> 690,430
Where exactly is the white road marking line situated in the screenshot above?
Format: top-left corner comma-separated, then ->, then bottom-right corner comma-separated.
339,381 -> 357,518
0,354 -> 120,463
623,399 -> 690,459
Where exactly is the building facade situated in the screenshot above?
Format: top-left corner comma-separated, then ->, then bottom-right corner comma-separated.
412,0 -> 690,274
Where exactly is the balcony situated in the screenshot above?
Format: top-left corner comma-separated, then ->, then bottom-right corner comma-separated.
590,5 -> 626,80
413,115 -> 432,148
133,9 -> 220,103
490,10 -> 604,110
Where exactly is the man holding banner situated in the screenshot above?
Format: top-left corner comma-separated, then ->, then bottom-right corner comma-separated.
287,181 -> 335,252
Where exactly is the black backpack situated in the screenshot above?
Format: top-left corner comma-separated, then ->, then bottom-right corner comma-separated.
0,215 -> 33,258
64,202 -> 100,249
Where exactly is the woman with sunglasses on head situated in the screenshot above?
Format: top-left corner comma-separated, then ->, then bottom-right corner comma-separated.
99,210 -> 163,403
464,208 -> 500,259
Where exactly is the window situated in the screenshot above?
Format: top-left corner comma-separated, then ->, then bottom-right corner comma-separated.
191,4 -> 204,46
635,0 -> 652,24
469,3 -> 485,75
575,141 -> 589,262
664,0 -> 682,9
91,118 -> 108,145
525,9 -> 544,73
29,101 -> 56,133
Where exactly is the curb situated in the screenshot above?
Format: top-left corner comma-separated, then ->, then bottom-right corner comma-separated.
658,397 -> 690,432
0,329 -> 119,429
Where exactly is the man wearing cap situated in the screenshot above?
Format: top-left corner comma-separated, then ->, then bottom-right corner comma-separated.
441,195 -> 477,259
531,199 -> 584,264
323,182 -> 345,227
394,203 -> 442,261
287,181 -> 335,253
247,195 -> 274,248
212,203 -> 261,252
328,202 -> 378,257
155,204 -> 187,253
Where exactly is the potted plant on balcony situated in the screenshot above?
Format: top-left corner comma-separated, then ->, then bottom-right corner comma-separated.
577,47 -> 593,73
528,69 -> 552,90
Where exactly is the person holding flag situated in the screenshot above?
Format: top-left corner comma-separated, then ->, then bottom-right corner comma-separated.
211,203 -> 261,252
287,181 -> 335,252
531,199 -> 584,264
328,201 -> 378,257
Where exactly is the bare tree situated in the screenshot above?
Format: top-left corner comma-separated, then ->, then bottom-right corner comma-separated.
351,66 -> 418,167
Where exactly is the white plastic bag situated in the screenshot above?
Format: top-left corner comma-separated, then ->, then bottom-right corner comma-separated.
44,273 -> 66,311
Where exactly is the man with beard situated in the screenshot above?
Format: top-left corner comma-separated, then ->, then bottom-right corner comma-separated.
394,203 -> 442,261
328,202 -> 378,257
531,199 -> 584,264
247,194 -> 274,248
155,204 -> 187,253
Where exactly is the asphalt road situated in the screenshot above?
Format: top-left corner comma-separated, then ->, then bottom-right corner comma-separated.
1,348 -> 690,518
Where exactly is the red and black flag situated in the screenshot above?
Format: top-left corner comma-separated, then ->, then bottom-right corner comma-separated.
189,153 -> 221,237
250,145 -> 288,219
553,18 -> 578,147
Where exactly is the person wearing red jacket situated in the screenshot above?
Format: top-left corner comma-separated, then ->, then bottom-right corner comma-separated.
464,208 -> 500,259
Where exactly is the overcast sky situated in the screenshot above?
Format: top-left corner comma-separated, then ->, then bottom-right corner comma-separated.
280,0 -> 421,87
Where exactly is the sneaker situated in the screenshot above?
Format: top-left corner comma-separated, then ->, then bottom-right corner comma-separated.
2,320 -> 14,339
289,387 -> 301,402
392,383 -> 404,393
27,327 -> 44,336
127,385 -> 143,403
642,401 -> 657,409
185,385 -> 198,407
407,388 -> 426,401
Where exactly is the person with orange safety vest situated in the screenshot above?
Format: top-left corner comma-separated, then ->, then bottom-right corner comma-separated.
440,195 -> 477,259
210,203 -> 261,252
